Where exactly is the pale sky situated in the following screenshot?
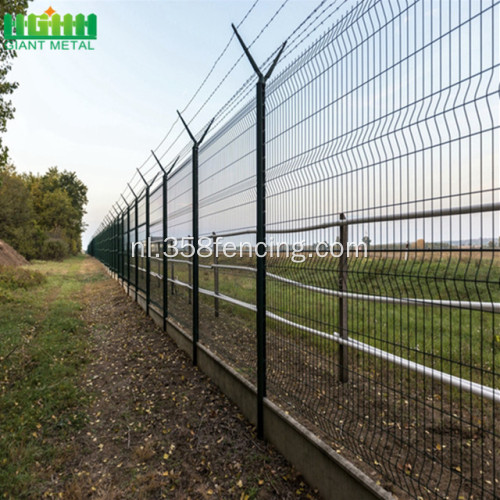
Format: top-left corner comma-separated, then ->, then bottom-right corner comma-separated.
4,0 -> 321,247
6,0 -> 499,249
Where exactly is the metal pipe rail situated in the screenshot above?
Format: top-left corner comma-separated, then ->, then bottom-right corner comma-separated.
267,273 -> 500,314
267,202 -> 500,234
130,262 -> 500,402
158,261 -> 500,314
204,202 -> 500,239
266,312 -> 500,404
155,273 -> 500,404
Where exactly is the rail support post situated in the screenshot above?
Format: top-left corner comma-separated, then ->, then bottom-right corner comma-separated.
188,238 -> 192,305
212,232 -> 219,317
171,260 -> 175,295
152,151 -> 180,331
177,111 -> 214,367
338,213 -> 349,383
233,23 -> 286,440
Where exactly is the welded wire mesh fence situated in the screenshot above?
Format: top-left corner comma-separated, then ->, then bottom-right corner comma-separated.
88,0 -> 500,497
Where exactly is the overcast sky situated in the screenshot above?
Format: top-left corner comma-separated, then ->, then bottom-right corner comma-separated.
5,0 -> 320,247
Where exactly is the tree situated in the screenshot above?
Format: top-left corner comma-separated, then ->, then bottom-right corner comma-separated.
0,1 -> 30,167
0,165 -> 45,259
0,166 -> 33,239
0,165 -> 88,259
25,167 -> 88,254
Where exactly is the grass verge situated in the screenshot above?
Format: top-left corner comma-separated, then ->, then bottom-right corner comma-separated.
0,255 -> 98,498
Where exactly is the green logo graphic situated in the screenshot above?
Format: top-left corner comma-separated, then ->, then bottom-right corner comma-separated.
4,7 -> 96,41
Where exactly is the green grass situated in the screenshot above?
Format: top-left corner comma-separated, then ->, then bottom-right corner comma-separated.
0,256 -> 96,498
144,253 -> 500,388
0,266 -> 46,290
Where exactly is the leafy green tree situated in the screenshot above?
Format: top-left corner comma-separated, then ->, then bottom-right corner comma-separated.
0,0 -> 30,167
0,166 -> 87,259
25,167 -> 88,254
0,165 -> 45,259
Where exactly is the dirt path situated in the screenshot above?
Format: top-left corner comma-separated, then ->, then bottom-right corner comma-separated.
56,257 -> 318,499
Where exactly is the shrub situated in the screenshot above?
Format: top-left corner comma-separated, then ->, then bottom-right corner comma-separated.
40,238 -> 69,261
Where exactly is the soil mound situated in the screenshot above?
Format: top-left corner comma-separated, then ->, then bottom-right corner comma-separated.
0,239 -> 29,267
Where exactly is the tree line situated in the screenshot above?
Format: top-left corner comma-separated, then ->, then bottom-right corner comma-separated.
0,165 -> 88,260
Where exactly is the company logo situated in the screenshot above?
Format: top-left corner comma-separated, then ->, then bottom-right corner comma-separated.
3,7 -> 97,51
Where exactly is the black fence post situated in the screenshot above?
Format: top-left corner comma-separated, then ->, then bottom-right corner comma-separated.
233,24 -> 286,440
109,217 -> 112,272
138,169 -> 161,316
163,173 -> 168,328
101,222 -> 105,265
106,215 -> 112,271
128,183 -> 139,302
119,211 -> 123,282
120,209 -> 125,282
107,220 -> 109,268
105,218 -> 108,267
104,220 -> 107,267
105,223 -> 107,264
117,209 -> 121,280
127,206 -> 130,293
146,185 -> 150,314
113,217 -> 116,272
177,111 -> 214,367
121,194 -> 131,294
109,217 -> 113,271
338,214 -> 349,382
105,223 -> 107,266
152,152 -> 180,331
116,210 -> 120,279
113,204 -> 122,282
112,216 -> 116,275
110,217 -> 114,273
137,171 -> 150,314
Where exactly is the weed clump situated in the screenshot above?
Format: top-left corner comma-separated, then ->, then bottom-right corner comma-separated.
0,266 -> 46,290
